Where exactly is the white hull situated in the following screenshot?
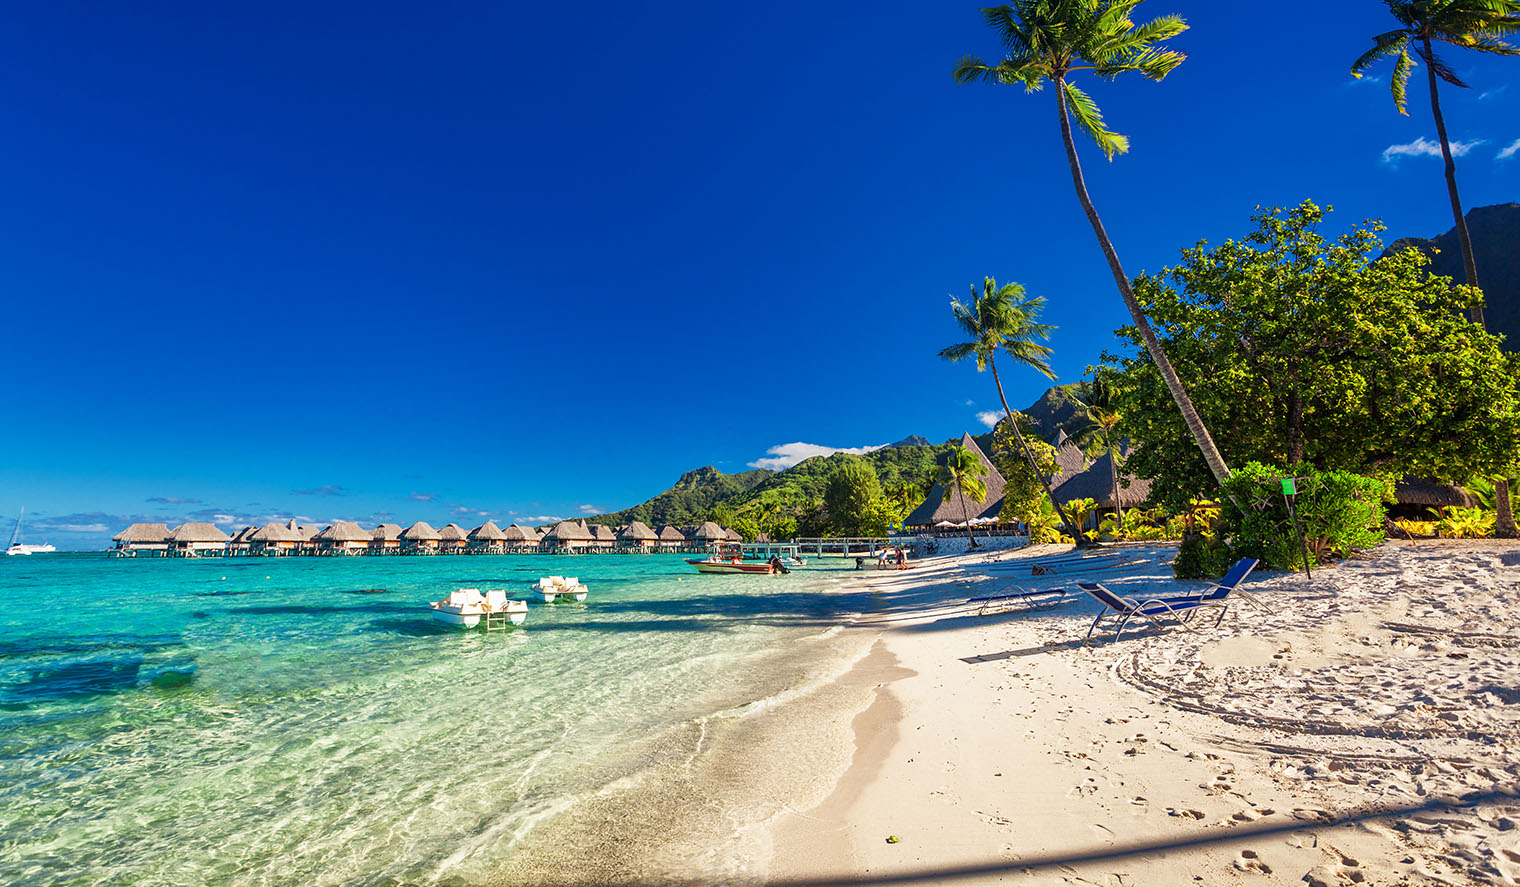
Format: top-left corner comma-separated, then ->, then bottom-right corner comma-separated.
5,544 -> 55,556
429,588 -> 528,629
432,608 -> 482,629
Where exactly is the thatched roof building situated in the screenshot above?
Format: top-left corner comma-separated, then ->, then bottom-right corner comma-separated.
590,523 -> 617,544
228,526 -> 258,545
372,523 -> 404,542
114,523 -> 170,544
692,521 -> 726,541
401,521 -> 441,541
502,524 -> 540,543
1052,449 -> 1153,509
316,521 -> 371,543
250,522 -> 301,543
469,521 -> 508,542
168,522 -> 231,543
547,516 -> 592,543
658,525 -> 687,542
904,432 -> 1007,527
724,527 -> 743,542
618,521 -> 658,541
437,523 -> 468,541
1394,478 -> 1477,509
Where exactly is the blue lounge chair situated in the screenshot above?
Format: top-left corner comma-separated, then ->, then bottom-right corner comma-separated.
1078,557 -> 1262,642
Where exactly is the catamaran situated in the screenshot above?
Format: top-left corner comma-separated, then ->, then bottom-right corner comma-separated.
6,508 -> 56,556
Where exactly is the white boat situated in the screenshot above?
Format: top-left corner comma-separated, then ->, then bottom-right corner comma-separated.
533,576 -> 588,602
6,508 -> 56,556
428,588 -> 528,629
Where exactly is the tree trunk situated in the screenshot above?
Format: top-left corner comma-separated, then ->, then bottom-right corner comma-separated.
1421,39 -> 1516,538
960,485 -> 978,549
988,357 -> 1086,543
1107,435 -> 1122,529
1055,80 -> 1233,489
1287,386 -> 1305,464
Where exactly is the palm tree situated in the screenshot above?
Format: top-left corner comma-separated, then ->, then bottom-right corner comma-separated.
1352,0 -> 1520,539
952,1 -> 1234,492
938,445 -> 989,549
939,277 -> 1084,541
1072,378 -> 1126,526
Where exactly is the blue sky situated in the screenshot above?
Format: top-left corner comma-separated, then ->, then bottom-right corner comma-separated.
2,1 -> 1516,548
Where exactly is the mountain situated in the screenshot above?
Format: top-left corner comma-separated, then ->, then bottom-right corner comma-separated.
971,383 -> 1091,453
593,466 -> 773,527
1385,203 -> 1520,351
887,435 -> 931,448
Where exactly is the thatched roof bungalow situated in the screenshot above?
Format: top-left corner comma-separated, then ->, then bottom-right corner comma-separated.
1052,449 -> 1153,511
502,524 -> 540,550
167,522 -> 231,556
468,521 -> 508,552
589,523 -> 617,549
657,525 -> 687,550
618,520 -> 659,550
437,523 -> 469,552
543,520 -> 594,551
113,523 -> 171,554
724,527 -> 743,542
250,522 -> 301,554
904,433 -> 1008,528
316,521 -> 371,554
401,521 -> 442,553
370,523 -> 404,553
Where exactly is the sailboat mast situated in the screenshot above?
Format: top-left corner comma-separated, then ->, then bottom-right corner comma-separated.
8,507 -> 21,548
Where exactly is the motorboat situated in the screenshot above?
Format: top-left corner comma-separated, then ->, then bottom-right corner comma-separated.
688,543 -> 779,575
533,576 -> 588,602
429,588 -> 528,629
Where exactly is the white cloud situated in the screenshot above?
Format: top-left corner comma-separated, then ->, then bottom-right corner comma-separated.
976,409 -> 1008,428
1498,138 -> 1520,161
747,442 -> 886,470
1480,85 -> 1508,100
409,492 -> 436,502
519,515 -> 563,525
577,504 -> 600,514
964,399 -> 976,406
1382,136 -> 1485,164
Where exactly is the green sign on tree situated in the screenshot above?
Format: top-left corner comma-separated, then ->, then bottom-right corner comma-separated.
1281,477 -> 1296,497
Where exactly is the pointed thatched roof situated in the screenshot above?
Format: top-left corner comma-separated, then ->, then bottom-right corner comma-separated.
658,525 -> 686,541
591,523 -> 617,542
401,520 -> 441,541
545,520 -> 593,541
250,522 -> 301,543
1053,449 -> 1153,508
502,524 -> 540,543
619,520 -> 658,541
228,526 -> 258,543
692,521 -> 726,540
724,527 -> 743,542
114,523 -> 170,543
1394,478 -> 1478,508
904,432 -> 1008,526
167,522 -> 231,543
317,521 -> 371,542
469,521 -> 507,541
437,523 -> 469,541
372,523 -> 404,541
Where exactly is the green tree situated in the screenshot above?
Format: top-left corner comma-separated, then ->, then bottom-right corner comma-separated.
937,445 -> 990,548
1071,376 -> 1127,524
953,1 -> 1234,490
824,459 -> 883,537
939,276 -> 1083,541
991,416 -> 1061,525
729,515 -> 761,542
1102,201 -> 1520,509
1351,0 -> 1520,538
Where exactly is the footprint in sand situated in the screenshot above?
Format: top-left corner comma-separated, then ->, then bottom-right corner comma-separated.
1167,807 -> 1207,820
1293,807 -> 1335,824
1233,849 -> 1273,874
1129,796 -> 1149,815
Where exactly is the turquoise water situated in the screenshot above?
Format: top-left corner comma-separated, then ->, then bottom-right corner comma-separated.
0,553 -> 864,886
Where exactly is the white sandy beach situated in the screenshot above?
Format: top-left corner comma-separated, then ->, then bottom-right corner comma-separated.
492,540 -> 1520,886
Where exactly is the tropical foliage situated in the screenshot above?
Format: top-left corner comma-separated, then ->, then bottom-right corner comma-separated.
990,416 -> 1061,525
823,460 -> 884,537
1102,202 -> 1520,510
1220,463 -> 1393,572
938,445 -> 990,548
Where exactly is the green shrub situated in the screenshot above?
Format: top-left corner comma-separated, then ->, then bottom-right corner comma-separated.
1174,534 -> 1232,579
1221,462 -> 1391,571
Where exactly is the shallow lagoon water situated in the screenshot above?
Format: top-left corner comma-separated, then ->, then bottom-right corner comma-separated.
0,553 -> 865,886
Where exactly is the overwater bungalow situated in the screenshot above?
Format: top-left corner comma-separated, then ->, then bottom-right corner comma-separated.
905,433 -> 1008,530
401,521 -> 442,554
589,523 -> 618,550
692,521 -> 727,550
723,527 -> 743,543
502,524 -> 540,553
166,522 -> 231,557
370,523 -> 404,554
292,523 -> 322,555
112,523 -> 171,557
468,521 -> 508,554
617,521 -> 659,551
249,522 -> 301,555
437,523 -> 469,553
316,521 -> 371,555
542,519 -> 593,553
227,526 -> 258,555
657,525 -> 687,551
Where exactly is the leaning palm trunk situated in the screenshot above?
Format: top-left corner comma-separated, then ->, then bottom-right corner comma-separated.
1420,39 -> 1517,538
1107,438 -> 1122,528
1055,81 -> 1233,489
988,358 -> 1085,543
960,490 -> 977,549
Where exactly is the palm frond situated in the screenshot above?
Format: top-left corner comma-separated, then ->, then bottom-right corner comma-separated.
1461,34 -> 1520,53
1063,80 -> 1129,158
952,55 -> 1004,85
1352,28 -> 1411,76
1392,46 -> 1414,113
1423,46 -> 1471,85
